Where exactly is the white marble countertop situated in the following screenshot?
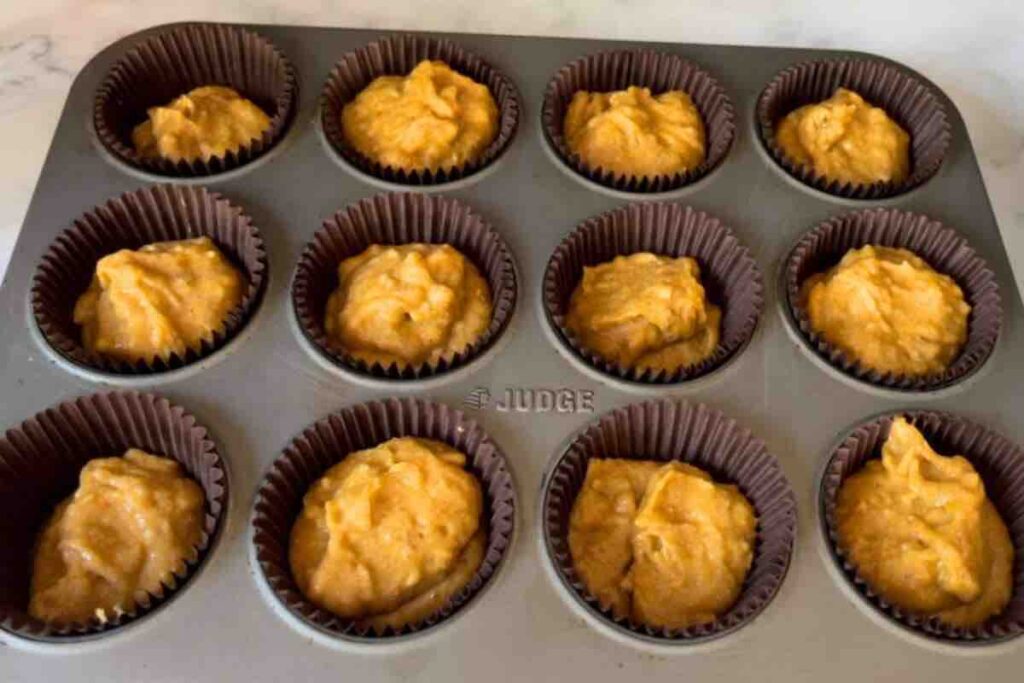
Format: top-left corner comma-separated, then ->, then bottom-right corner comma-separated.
1,0 -> 1021,286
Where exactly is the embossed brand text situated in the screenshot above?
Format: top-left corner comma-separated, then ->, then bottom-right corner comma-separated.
462,387 -> 595,413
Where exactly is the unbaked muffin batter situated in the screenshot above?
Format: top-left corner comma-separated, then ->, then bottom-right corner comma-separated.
564,86 -> 705,178
29,449 -> 205,625
289,437 -> 484,628
775,88 -> 910,186
565,459 -> 661,616
362,531 -> 485,632
801,245 -> 970,376
569,458 -> 756,629
565,252 -> 720,373
342,60 -> 499,171
324,243 -> 492,368
132,85 -> 271,162
836,417 -> 1013,627
73,237 -> 244,363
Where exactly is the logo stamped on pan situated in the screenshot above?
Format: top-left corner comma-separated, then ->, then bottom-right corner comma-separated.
462,387 -> 595,414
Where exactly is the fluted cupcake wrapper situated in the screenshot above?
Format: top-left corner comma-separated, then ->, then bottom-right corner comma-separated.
821,410 -> 1024,644
541,399 -> 797,644
0,391 -> 227,642
31,184 -> 267,376
250,397 -> 516,641
320,34 -> 521,185
757,59 -> 950,199
542,202 -> 763,384
94,23 -> 297,177
292,192 -> 517,380
541,49 -> 735,193
784,208 -> 1001,391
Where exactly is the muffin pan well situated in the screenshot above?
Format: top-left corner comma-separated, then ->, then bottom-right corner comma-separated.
542,49 -> 735,193
542,202 -> 763,387
819,410 -> 1024,645
94,23 -> 297,177
0,392 -> 228,644
783,208 -> 1001,392
3,20 -> 1024,681
757,59 -> 950,200
541,399 -> 796,650
251,397 -> 516,647
320,34 -> 521,186
31,184 -> 268,378
292,192 -> 517,383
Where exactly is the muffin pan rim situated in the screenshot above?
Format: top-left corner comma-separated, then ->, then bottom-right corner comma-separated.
4,21 -> 1024,677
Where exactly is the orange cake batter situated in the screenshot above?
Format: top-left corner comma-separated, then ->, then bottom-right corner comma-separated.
564,86 -> 705,178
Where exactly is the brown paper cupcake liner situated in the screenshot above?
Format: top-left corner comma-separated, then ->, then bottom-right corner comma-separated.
94,23 -> 297,177
821,410 -> 1024,644
0,391 -> 227,642
757,59 -> 950,199
250,397 -> 516,641
292,192 -> 517,380
542,202 -> 763,384
320,34 -> 520,185
541,399 -> 797,643
541,49 -> 735,193
784,208 -> 1001,391
31,184 -> 268,376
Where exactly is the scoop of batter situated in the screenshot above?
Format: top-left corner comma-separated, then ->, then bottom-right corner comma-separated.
775,88 -> 910,186
565,252 -> 720,373
569,458 -> 757,629
289,437 -> 484,625
29,449 -> 205,626
73,236 -> 244,363
567,459 -> 662,617
564,86 -> 705,178
837,417 -> 1013,627
630,462 -> 757,630
801,245 -> 969,376
324,243 -> 492,368
132,85 -> 271,162
360,530 -> 486,632
342,60 -> 499,171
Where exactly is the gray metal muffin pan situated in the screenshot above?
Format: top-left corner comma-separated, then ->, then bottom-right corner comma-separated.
2,21 -> 1023,680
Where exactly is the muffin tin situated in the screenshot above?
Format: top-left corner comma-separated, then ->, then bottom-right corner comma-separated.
2,21 -> 1024,680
